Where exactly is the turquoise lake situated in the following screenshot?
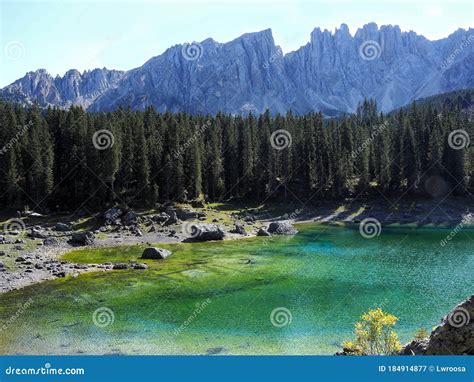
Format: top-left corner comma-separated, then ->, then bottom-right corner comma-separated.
0,223 -> 472,355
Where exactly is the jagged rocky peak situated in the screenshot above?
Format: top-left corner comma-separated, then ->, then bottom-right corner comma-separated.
1,67 -> 125,108
1,24 -> 473,115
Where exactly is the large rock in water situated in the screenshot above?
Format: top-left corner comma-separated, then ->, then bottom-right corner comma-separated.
186,224 -> 225,241
141,247 -> 171,260
400,295 -> 474,355
71,232 -> 95,246
267,222 -> 298,235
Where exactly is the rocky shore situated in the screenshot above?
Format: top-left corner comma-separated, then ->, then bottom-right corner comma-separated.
400,295 -> 473,355
0,197 -> 472,293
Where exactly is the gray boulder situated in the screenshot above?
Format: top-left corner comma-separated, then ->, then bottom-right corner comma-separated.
141,247 -> 172,260
54,222 -> 71,232
112,263 -> 128,270
185,224 -> 225,241
163,208 -> 179,224
162,206 -> 199,221
174,207 -> 197,220
133,263 -> 148,270
43,237 -> 60,246
29,228 -> 47,239
400,295 -> 474,355
123,211 -> 138,225
151,213 -> 171,224
267,222 -> 298,235
71,231 -> 95,246
104,207 -> 123,222
231,223 -> 246,235
257,228 -> 271,237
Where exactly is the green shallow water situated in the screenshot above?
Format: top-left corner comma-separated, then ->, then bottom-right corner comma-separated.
0,223 -> 472,355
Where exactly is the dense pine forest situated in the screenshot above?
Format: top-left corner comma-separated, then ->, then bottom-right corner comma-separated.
0,96 -> 472,212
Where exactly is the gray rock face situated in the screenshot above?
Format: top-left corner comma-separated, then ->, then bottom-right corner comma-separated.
2,24 -> 472,115
400,295 -> 473,355
267,222 -> 298,235
141,247 -> 171,260
0,68 -> 124,109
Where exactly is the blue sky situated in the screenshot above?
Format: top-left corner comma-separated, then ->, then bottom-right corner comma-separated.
0,0 -> 473,87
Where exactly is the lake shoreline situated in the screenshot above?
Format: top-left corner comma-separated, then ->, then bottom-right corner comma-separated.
0,196 -> 472,294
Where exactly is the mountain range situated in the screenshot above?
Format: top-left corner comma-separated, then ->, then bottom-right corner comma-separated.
1,23 -> 473,115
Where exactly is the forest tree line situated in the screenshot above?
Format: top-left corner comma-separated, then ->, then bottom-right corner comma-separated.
0,98 -> 472,212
